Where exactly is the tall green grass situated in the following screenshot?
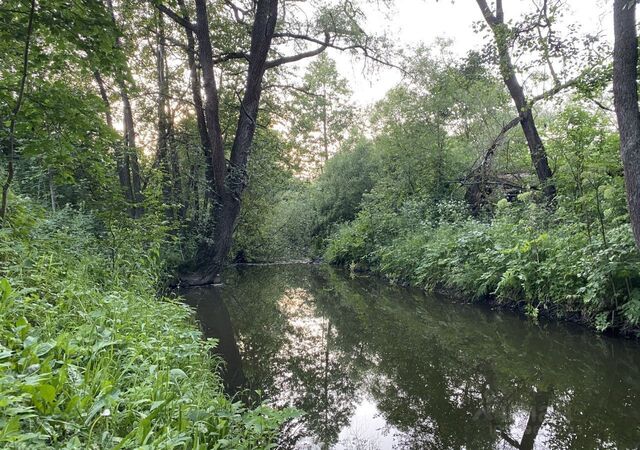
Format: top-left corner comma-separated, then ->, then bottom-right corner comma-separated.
0,199 -> 292,449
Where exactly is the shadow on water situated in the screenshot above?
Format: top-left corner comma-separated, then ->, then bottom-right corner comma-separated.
182,264 -> 640,449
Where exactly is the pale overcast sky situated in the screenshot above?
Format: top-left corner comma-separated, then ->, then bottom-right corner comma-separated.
311,0 -> 614,106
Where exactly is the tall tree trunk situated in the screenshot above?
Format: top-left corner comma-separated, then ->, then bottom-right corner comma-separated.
182,0 -> 278,285
120,83 -> 144,218
475,0 -> 556,202
177,0 -> 215,206
206,0 -> 278,281
105,0 -> 143,218
322,87 -> 328,168
613,0 -> 640,249
94,70 -> 132,201
194,0 -> 226,198
48,167 -> 57,212
1,0 -> 35,221
155,10 -> 173,213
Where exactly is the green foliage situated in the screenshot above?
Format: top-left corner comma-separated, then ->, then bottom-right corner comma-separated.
287,54 -> 355,174
0,200 -> 293,449
317,89 -> 640,334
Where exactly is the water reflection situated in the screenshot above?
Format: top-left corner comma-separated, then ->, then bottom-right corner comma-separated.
183,265 -> 640,449
182,287 -> 246,393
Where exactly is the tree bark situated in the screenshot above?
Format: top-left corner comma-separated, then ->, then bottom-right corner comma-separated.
105,0 -> 143,218
94,70 -> 133,202
155,10 -> 173,212
613,0 -> 640,249
518,389 -> 551,450
120,82 -> 144,218
194,0 -> 226,198
205,0 -> 279,282
1,0 -> 36,221
475,0 -> 556,202
176,0 -> 215,205
178,0 -> 278,286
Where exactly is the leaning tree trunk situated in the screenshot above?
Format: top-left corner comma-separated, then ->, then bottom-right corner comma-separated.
613,0 -> 640,249
177,0 -> 215,206
475,0 -> 556,203
206,0 -> 278,281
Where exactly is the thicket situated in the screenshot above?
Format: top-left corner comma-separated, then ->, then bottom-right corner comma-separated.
0,199 -> 291,449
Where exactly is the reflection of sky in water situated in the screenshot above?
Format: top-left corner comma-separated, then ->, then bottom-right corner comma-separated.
276,288 -> 404,449
335,400 -> 402,450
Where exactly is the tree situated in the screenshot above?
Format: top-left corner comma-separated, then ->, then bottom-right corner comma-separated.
288,54 -> 354,175
1,0 -> 129,217
613,0 -> 640,249
103,0 -> 144,218
1,0 -> 35,220
158,0 -> 390,285
474,0 -> 556,202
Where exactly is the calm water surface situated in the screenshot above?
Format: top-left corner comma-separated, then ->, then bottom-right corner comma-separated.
182,264 -> 640,450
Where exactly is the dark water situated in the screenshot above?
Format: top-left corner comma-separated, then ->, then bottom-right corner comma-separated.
182,264 -> 640,450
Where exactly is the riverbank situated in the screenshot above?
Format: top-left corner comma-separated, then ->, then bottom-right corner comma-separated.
325,199 -> 640,336
0,202 -> 290,449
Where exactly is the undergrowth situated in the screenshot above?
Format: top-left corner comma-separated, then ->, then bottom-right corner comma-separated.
0,198 -> 293,449
325,197 -> 640,334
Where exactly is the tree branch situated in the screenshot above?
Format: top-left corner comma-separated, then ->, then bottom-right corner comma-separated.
476,0 -> 500,25
157,3 -> 196,32
265,32 -> 330,69
262,83 -> 323,97
270,31 -> 403,73
213,51 -> 249,64
529,75 -> 581,105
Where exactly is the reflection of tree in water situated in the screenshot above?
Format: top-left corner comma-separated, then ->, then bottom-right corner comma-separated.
216,266 -> 366,449
312,270 -> 640,450
277,288 -> 360,448
180,287 -> 246,394
187,265 -> 640,450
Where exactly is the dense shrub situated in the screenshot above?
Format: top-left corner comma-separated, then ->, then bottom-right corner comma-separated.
325,193 -> 640,333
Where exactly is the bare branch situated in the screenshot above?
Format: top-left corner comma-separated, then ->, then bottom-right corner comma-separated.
224,0 -> 248,23
265,46 -> 327,69
263,83 -> 323,97
529,76 -> 581,105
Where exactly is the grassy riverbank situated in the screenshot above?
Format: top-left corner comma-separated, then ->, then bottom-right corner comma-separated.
0,200 -> 291,449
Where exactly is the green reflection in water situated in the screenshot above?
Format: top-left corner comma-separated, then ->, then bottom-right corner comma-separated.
183,264 -> 640,449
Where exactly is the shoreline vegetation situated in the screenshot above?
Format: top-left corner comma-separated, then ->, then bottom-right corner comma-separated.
323,195 -> 640,337
0,201 -> 292,449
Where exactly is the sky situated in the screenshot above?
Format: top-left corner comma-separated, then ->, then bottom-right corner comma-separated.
310,0 -> 614,106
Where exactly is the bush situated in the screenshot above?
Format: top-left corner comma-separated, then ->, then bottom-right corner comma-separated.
325,195 -> 640,334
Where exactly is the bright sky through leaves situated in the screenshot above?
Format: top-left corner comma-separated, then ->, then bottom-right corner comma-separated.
312,0 -> 613,105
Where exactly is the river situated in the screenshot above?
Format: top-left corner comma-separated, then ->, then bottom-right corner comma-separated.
182,264 -> 640,449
